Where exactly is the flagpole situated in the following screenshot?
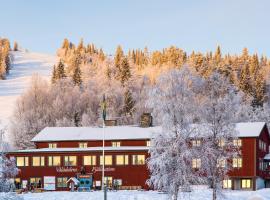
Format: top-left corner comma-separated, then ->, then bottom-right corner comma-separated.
102,118 -> 105,191
101,94 -> 107,200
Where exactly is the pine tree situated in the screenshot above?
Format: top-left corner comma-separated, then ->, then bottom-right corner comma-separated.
13,41 -> 18,51
99,48 -> 105,61
0,60 -> 6,79
214,45 -> 222,64
115,45 -> 124,78
62,38 -> 70,49
120,57 -> 131,85
73,65 -> 82,86
77,38 -> 84,53
123,90 -> 135,116
249,54 -> 259,75
51,65 -> 57,84
56,60 -> 66,79
253,71 -> 266,107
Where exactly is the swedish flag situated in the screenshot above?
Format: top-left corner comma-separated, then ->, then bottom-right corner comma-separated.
101,94 -> 107,121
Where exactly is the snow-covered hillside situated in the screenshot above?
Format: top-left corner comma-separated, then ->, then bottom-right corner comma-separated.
0,51 -> 57,136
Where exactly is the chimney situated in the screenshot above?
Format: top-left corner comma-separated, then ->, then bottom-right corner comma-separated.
140,113 -> 153,127
105,119 -> 118,126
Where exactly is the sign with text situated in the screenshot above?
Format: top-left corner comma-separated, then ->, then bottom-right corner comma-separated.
92,167 -> 115,172
56,167 -> 77,173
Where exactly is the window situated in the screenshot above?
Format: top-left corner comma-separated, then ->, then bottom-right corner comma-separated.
223,179 -> 232,189
259,140 -> 267,152
259,160 -> 264,171
113,179 -> 122,186
132,155 -> 145,165
233,157 -> 242,168
241,179 -> 251,189
32,156 -> 45,167
217,158 -> 226,168
146,141 -> 151,147
48,156 -> 61,166
218,139 -> 225,147
83,156 -> 96,166
192,158 -> 201,169
112,141 -> 121,147
233,139 -> 242,147
64,156 -> 77,166
116,155 -> 129,165
30,177 -> 42,188
57,177 -> 68,188
16,157 -> 29,167
100,155 -> 112,165
192,139 -> 201,147
79,142 -> 88,148
49,143 -> 57,148
104,177 -> 113,187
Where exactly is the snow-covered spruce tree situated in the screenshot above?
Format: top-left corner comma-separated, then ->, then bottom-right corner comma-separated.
199,72 -> 243,200
56,60 -> 66,80
0,128 -> 18,192
72,64 -> 82,86
147,67 -> 205,200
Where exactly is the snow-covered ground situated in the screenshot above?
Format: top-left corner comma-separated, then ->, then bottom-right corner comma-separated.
1,188 -> 268,200
0,51 -> 56,137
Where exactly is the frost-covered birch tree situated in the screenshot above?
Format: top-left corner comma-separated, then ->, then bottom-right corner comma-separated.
147,68 -> 205,200
199,72 -> 243,200
0,128 -> 18,192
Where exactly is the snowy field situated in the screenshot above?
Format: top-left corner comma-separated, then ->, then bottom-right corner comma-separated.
1,188 -> 270,200
0,51 -> 56,136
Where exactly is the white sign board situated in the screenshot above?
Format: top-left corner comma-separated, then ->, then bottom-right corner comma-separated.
22,180 -> 27,189
96,181 -> 101,187
44,176 -> 55,191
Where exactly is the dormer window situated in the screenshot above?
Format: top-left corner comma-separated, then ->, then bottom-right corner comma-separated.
48,143 -> 57,148
79,142 -> 88,148
192,139 -> 201,147
112,141 -> 121,147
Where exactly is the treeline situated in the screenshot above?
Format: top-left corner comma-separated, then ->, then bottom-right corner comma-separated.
0,38 -> 11,79
55,39 -> 268,107
0,38 -> 19,79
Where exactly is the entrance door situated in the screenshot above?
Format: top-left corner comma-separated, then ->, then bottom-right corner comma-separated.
103,177 -> 113,188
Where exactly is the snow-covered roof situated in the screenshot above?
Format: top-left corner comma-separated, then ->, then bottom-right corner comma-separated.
31,122 -> 266,143
235,122 -> 266,137
9,146 -> 150,153
32,126 -> 160,142
67,177 -> 79,185
264,154 -> 270,160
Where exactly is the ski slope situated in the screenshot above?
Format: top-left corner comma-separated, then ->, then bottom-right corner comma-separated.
0,51 -> 57,137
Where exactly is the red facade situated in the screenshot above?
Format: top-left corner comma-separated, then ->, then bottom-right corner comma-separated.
7,138 -> 151,191
7,123 -> 270,191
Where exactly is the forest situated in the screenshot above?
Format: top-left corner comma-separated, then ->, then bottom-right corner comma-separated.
10,38 -> 270,149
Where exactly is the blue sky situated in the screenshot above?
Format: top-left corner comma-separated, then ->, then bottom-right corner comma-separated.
0,0 -> 269,56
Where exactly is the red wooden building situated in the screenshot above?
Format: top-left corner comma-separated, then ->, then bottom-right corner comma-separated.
6,122 -> 270,191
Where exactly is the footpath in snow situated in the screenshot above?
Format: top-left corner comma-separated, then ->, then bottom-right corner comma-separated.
0,51 -> 56,133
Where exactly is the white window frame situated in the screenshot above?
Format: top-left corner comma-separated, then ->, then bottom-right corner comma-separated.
79,142 -> 88,148
233,157 -> 242,168
48,143 -> 57,148
192,158 -> 201,169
